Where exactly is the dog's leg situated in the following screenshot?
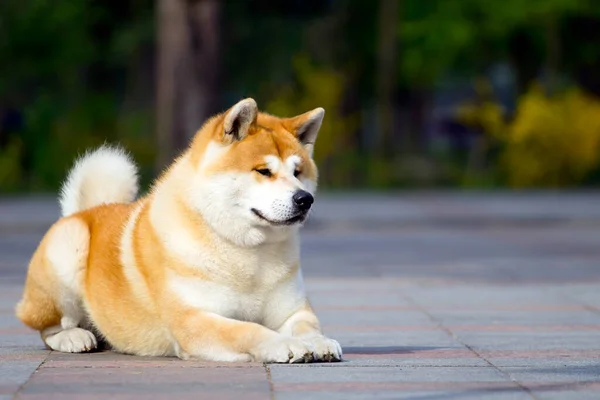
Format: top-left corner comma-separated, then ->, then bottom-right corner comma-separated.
168,308 -> 315,363
41,218 -> 98,353
277,304 -> 342,362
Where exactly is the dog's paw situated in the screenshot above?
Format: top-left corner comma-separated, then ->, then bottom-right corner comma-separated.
301,335 -> 342,362
45,328 -> 98,353
251,335 -> 314,364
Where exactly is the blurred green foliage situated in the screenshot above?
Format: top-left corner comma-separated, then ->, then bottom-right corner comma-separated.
266,55 -> 360,189
0,0 -> 155,192
2,0 -> 600,192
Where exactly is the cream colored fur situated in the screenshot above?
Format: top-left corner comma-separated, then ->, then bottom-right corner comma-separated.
59,144 -> 139,217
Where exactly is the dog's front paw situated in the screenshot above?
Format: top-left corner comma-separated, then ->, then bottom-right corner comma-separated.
45,328 -> 98,353
251,335 -> 314,364
301,335 -> 342,362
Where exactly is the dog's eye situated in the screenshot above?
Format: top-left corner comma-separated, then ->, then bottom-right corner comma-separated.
293,170 -> 301,177
255,168 -> 272,177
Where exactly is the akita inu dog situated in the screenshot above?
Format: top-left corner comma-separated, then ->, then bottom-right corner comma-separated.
15,98 -> 342,363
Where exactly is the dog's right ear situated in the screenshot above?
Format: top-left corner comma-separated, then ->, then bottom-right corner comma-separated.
222,98 -> 258,144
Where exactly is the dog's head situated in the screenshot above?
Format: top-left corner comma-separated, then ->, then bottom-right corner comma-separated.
187,98 -> 324,246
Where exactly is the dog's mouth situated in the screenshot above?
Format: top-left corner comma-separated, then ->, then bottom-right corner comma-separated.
251,208 -> 307,226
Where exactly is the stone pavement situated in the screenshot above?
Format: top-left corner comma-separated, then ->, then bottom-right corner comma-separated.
1,192 -> 600,399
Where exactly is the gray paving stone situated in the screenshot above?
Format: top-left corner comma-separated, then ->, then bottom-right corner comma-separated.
338,347 -> 488,367
336,358 -> 488,368
269,365 -> 510,383
323,327 -> 461,348
274,390 -> 532,400
18,365 -> 271,399
303,278 -> 403,291
269,367 -> 530,400
487,353 -> 600,368
42,350 -> 263,368
0,361 -> 45,385
314,310 -> 435,326
454,331 -> 600,351
404,285 -> 576,307
504,365 -> 600,383
3,193 -> 600,399
427,310 -> 600,326
0,314 -> 26,329
306,290 -> 407,308
562,285 -> 600,309
0,334 -> 43,348
534,391 -> 600,400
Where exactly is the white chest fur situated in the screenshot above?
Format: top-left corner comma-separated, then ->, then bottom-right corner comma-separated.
167,243 -> 307,330
149,173 -> 309,331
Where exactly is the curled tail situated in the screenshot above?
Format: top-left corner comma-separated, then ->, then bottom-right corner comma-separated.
59,145 -> 139,217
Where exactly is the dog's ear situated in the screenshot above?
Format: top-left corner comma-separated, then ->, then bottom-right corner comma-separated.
284,108 -> 325,156
222,98 -> 258,144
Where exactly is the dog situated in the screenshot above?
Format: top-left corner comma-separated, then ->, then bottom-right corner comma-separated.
15,98 -> 342,363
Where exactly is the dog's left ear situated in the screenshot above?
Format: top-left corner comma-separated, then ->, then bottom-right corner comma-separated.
284,108 -> 325,156
222,98 -> 258,144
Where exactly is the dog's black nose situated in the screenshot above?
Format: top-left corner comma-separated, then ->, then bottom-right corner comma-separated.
293,190 -> 314,211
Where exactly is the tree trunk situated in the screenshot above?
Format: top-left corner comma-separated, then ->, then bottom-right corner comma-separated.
508,28 -> 542,97
544,15 -> 560,96
156,0 -> 184,171
186,0 -> 221,139
376,0 -> 399,160
156,0 -> 220,172
408,88 -> 430,154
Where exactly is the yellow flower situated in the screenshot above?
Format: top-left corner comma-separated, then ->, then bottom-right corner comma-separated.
502,84 -> 600,187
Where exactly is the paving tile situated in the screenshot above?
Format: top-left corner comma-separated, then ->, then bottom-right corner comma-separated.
269,365 -> 510,383
270,366 -> 527,399
534,390 -> 600,400
404,285 -> 576,307
482,349 -> 600,367
505,368 -> 600,400
306,290 -> 408,309
274,388 -> 531,400
3,193 -> 600,399
0,314 -> 25,329
43,351 -> 264,369
0,347 -> 49,357
0,333 -> 43,348
0,360 -> 44,384
504,365 -> 600,383
303,278 -> 404,293
324,326 -> 460,348
314,310 -> 435,327
336,347 -> 488,367
453,331 -> 600,351
562,285 -> 600,309
17,363 -> 271,400
15,392 -> 270,400
428,310 -> 600,327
